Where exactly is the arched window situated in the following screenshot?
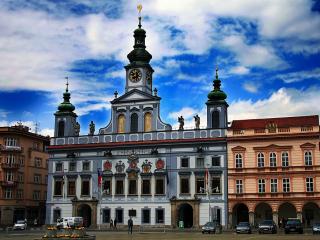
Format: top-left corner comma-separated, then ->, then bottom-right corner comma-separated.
130,113 -> 138,132
212,110 -> 220,128
144,112 -> 152,132
269,152 -> 277,167
257,152 -> 264,167
58,121 -> 65,137
117,114 -> 125,133
281,152 -> 289,167
305,151 -> 313,166
235,154 -> 243,168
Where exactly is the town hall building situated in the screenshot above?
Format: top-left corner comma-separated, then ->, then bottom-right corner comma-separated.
46,15 -> 229,229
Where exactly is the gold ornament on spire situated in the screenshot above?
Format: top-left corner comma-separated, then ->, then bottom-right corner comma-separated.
137,4 -> 142,15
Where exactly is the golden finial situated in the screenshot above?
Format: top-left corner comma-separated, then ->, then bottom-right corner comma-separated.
137,4 -> 142,15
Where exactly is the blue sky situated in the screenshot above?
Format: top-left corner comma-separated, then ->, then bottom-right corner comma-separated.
0,0 -> 320,136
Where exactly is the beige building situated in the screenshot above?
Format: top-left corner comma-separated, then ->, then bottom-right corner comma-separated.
0,124 -> 49,226
227,115 -> 320,228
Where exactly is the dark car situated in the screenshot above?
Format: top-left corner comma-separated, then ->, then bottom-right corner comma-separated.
284,218 -> 303,234
201,221 -> 222,234
313,223 -> 320,234
236,222 -> 251,234
258,220 -> 277,234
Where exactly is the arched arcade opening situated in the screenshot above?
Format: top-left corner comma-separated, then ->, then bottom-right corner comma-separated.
232,203 -> 249,227
254,202 -> 272,225
77,204 -> 92,227
302,202 -> 320,227
177,203 -> 193,228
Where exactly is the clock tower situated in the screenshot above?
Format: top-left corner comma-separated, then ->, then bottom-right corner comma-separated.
125,13 -> 154,95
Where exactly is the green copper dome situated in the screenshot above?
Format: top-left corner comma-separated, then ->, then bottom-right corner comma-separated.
55,81 -> 76,116
127,16 -> 152,64
207,68 -> 227,101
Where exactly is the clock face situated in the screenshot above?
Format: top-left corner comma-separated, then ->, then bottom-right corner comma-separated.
129,69 -> 142,83
146,71 -> 152,84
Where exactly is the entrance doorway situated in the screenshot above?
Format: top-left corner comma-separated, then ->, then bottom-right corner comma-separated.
178,203 -> 193,228
77,204 -> 92,227
232,203 -> 249,226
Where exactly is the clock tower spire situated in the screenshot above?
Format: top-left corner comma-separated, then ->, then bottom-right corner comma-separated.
125,4 -> 154,94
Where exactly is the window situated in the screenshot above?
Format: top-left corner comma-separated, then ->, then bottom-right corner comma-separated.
282,178 -> 290,192
180,177 -> 189,194
196,177 -> 205,193
33,142 -> 40,151
156,209 -> 164,224
130,113 -> 138,132
68,180 -> 76,196
129,209 -> 136,217
115,180 -> 124,195
269,152 -> 277,167
5,138 -> 17,146
17,189 -> 23,199
211,177 -> 221,193
117,114 -> 125,133
58,121 -> 65,137
18,174 -> 23,182
102,209 -> 110,223
82,162 -> 90,171
155,178 -> 164,195
196,158 -> 204,168
4,188 -> 12,199
115,209 -> 123,223
33,191 -> 40,200
258,179 -> 265,193
54,179 -> 63,196
53,209 -> 61,223
144,112 -> 152,132
212,110 -> 220,128
257,152 -> 265,167
236,179 -> 243,194
6,154 -> 15,164
69,162 -> 76,172
305,151 -> 313,166
271,179 -> 278,193
34,157 -> 42,167
282,152 -> 289,167
34,174 -> 41,184
81,178 -> 90,196
306,177 -> 314,192
19,156 -> 25,166
5,171 -> 14,182
142,209 -> 150,224
56,162 -> 63,172
142,179 -> 151,195
103,179 -> 111,195
128,179 -> 137,195
181,158 -> 189,168
235,154 -> 243,168
212,156 -> 221,166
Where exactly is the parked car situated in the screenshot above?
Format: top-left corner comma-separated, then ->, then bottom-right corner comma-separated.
312,222 -> 320,234
201,221 -> 222,234
57,217 -> 83,229
284,218 -> 303,234
13,220 -> 27,230
258,220 -> 277,234
236,222 -> 251,234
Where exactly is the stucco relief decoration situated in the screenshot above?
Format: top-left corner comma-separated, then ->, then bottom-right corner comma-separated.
126,153 -> 140,174
156,159 -> 165,170
141,159 -> 152,173
103,160 -> 112,173
266,122 -> 277,133
115,160 -> 125,173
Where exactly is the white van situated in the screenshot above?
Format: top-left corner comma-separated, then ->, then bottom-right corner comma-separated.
56,217 -> 83,228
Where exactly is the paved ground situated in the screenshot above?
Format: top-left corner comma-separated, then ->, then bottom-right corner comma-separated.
0,231 -> 320,240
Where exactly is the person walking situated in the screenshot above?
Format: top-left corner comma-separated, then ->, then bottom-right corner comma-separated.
128,217 -> 133,234
113,218 -> 117,230
110,219 -> 113,230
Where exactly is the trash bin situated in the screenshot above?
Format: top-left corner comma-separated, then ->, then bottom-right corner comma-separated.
179,221 -> 184,229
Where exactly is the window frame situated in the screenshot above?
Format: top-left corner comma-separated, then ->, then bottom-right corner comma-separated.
269,152 -> 277,167
115,179 -> 124,195
141,208 -> 151,224
306,177 -> 314,192
282,178 -> 290,192
141,178 -> 151,195
180,177 -> 190,194
155,178 -> 165,195
81,178 -> 90,196
304,151 -> 313,166
281,151 -> 289,167
257,152 -> 265,168
180,157 -> 189,168
270,178 -> 278,193
235,153 -> 243,168
236,179 -> 243,194
258,179 -> 266,193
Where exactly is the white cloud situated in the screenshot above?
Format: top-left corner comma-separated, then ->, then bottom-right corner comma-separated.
228,86 -> 320,121
229,66 -> 250,75
276,68 -> 320,83
242,81 -> 260,93
39,128 -> 54,137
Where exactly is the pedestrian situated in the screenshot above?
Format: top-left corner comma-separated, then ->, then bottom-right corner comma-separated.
114,218 -> 117,230
128,217 -> 133,234
110,218 -> 113,229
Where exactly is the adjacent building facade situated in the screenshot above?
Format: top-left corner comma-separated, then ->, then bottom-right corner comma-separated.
0,124 -> 49,226
227,115 -> 320,228
46,17 -> 229,228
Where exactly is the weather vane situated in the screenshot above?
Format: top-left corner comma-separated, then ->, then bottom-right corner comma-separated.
137,4 -> 142,15
65,76 -> 69,92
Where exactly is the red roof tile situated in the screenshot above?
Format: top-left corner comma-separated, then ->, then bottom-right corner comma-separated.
230,115 -> 319,130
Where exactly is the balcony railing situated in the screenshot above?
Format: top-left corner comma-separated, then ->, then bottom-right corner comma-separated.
0,162 -> 20,169
0,180 -> 18,187
0,145 -> 22,152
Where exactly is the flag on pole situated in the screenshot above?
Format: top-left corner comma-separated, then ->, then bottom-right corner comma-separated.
205,167 -> 209,194
97,168 -> 102,186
